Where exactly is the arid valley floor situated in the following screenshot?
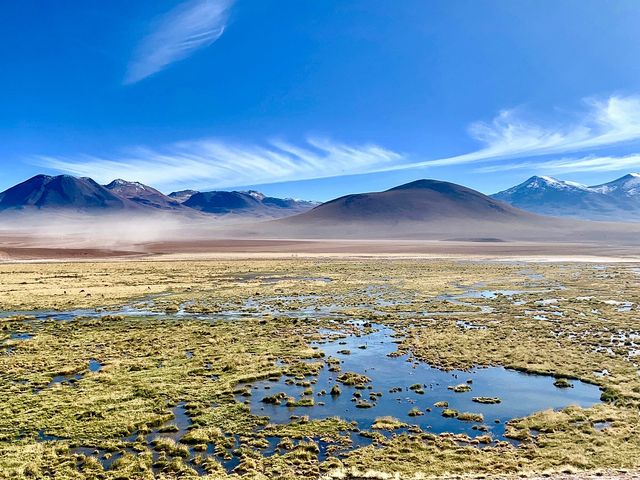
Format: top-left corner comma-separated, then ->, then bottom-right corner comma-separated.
1,253 -> 640,479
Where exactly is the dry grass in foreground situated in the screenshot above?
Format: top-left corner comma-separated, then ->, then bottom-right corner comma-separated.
0,259 -> 639,479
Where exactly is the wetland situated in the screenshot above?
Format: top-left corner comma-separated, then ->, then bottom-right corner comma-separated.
1,259 -> 640,479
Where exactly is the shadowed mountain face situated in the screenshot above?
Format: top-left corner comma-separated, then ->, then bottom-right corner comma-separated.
288,179 -> 530,224
492,175 -> 640,221
0,175 -> 135,211
259,179 -> 553,240
105,179 -> 184,210
184,190 -> 318,218
0,175 -> 317,219
184,191 -> 262,213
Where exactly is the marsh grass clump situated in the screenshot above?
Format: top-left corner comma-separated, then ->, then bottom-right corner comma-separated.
151,438 -> 189,458
448,383 -> 472,393
277,437 -> 295,450
261,392 -> 288,405
372,416 -> 406,430
157,424 -> 179,433
472,396 -> 502,404
409,383 -> 425,394
336,372 -> 371,387
600,387 -> 622,404
457,412 -> 484,422
180,426 -> 223,444
475,434 -> 493,444
553,378 -> 573,388
286,396 -> 315,407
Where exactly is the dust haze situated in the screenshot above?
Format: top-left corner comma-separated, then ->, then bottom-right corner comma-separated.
2,209 -> 640,262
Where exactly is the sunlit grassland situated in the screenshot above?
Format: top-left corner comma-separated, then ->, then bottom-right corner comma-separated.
0,259 -> 639,479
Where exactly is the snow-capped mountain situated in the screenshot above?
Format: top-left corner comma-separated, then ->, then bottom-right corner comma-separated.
590,173 -> 640,197
104,179 -> 185,210
492,174 -> 640,221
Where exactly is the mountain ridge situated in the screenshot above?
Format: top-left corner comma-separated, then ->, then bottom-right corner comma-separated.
0,175 -> 138,211
492,173 -> 640,221
0,174 -> 318,219
105,179 -> 185,210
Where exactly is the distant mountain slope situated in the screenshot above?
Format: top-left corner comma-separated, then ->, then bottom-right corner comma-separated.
492,174 -> 640,221
0,175 -> 318,220
591,173 -> 640,197
259,179 -> 555,240
184,190 -> 318,218
0,175 -> 136,211
168,190 -> 199,203
105,179 -> 184,210
289,179 -> 531,224
184,191 -> 262,214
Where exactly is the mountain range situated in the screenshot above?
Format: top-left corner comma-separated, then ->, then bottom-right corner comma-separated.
492,174 -> 640,221
2,172 -> 640,227
3,174 -> 640,248
0,175 -> 317,219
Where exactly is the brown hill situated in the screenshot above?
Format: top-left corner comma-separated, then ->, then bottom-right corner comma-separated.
249,179 -> 640,244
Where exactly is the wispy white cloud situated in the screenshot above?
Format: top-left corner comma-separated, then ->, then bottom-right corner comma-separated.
387,95 -> 640,171
475,154 -> 640,174
36,94 -> 640,189
37,138 -> 404,191
125,0 -> 233,84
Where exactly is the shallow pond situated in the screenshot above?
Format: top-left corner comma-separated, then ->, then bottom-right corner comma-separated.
88,359 -> 102,372
240,325 -> 602,441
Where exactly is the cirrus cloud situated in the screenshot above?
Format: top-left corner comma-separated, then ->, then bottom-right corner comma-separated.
36,95 -> 640,190
382,94 -> 640,172
125,0 -> 233,84
474,153 -> 640,174
36,137 -> 404,191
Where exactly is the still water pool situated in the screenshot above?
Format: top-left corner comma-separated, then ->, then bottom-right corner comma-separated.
241,325 -> 602,440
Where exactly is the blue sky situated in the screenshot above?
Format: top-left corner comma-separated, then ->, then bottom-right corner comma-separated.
2,0 -> 640,200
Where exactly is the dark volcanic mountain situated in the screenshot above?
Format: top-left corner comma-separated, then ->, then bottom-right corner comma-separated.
184,191 -> 262,214
168,189 -> 199,203
105,179 -> 184,210
0,175 -> 136,211
263,179 -> 554,240
288,179 -> 531,224
492,174 -> 640,221
184,190 -> 318,218
0,174 -> 319,219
